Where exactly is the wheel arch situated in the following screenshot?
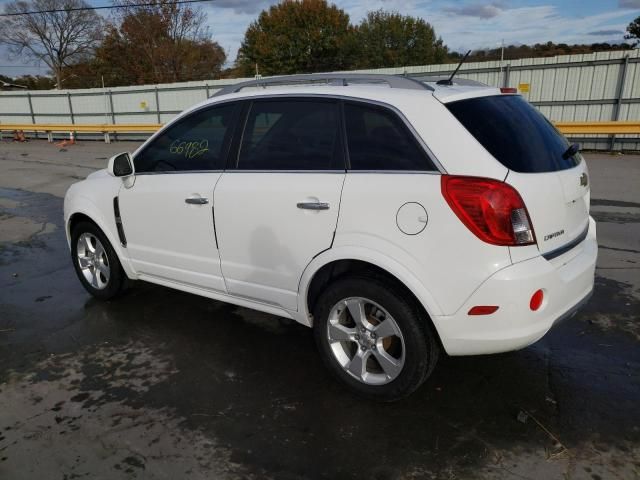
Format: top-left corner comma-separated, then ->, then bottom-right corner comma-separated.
68,212 -> 96,238
298,247 -> 444,333
66,202 -> 136,279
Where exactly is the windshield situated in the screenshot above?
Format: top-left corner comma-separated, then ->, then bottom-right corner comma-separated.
446,95 -> 582,173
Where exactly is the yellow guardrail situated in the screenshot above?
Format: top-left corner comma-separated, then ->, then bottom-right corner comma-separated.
554,121 -> 640,135
1,121 -> 639,143
0,123 -> 162,133
0,123 -> 162,143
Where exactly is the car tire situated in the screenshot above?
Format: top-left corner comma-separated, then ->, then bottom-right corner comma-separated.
313,276 -> 439,402
71,221 -> 128,300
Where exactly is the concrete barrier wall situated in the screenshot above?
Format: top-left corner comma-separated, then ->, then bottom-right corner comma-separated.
1,49 -> 639,149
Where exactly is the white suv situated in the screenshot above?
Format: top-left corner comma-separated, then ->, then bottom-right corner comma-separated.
64,74 -> 597,401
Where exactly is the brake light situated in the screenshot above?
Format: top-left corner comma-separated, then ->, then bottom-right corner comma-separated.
441,175 -> 536,246
500,87 -> 518,94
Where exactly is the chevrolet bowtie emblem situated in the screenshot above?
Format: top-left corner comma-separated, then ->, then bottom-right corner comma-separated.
579,173 -> 588,187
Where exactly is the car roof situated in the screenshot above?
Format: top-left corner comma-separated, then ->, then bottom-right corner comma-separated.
427,83 -> 502,103
188,80 -> 500,114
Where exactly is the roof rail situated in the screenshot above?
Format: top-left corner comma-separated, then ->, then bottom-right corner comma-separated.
412,75 -> 488,87
212,73 -> 434,97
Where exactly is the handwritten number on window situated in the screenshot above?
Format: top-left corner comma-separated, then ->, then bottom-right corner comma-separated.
170,139 -> 209,159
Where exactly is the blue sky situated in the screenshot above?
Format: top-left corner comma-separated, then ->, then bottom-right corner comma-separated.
1,0 -> 639,76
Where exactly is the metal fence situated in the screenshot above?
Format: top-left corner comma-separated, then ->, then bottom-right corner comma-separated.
1,49 -> 639,149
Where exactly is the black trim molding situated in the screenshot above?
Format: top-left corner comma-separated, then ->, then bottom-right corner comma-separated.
113,197 -> 127,247
542,224 -> 589,261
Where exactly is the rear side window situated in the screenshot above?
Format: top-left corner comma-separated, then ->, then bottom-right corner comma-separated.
344,102 -> 435,171
237,100 -> 343,170
135,103 -> 237,173
446,95 -> 581,173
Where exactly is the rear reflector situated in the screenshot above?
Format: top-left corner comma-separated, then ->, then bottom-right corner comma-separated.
468,305 -> 499,315
530,289 -> 544,311
441,175 -> 536,246
500,87 -> 518,94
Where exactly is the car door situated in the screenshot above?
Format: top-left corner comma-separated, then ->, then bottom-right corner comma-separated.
118,102 -> 239,292
214,98 -> 346,310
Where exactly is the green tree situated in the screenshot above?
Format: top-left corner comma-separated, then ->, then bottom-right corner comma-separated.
12,74 -> 55,89
447,41 -> 632,64
625,16 -> 640,46
65,0 -> 227,88
236,0 -> 355,76
353,10 -> 448,69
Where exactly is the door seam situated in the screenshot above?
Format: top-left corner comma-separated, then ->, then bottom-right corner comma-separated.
212,172 -> 229,293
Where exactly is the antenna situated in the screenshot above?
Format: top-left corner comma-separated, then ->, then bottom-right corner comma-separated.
437,50 -> 472,86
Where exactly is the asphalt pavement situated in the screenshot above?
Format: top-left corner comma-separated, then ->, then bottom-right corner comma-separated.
0,140 -> 638,479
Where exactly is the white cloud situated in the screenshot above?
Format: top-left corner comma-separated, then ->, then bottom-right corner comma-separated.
426,5 -> 632,52
210,0 -> 273,15
588,29 -> 625,35
618,0 -> 640,8
201,4 -> 272,65
2,1 -> 638,76
443,3 -> 504,19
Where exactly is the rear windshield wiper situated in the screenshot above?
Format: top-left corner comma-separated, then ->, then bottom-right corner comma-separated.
562,143 -> 580,160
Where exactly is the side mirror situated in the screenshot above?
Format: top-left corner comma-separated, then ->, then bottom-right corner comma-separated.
108,152 -> 134,177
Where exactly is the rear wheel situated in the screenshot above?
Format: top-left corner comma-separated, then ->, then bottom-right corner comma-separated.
71,221 -> 127,300
313,276 -> 439,401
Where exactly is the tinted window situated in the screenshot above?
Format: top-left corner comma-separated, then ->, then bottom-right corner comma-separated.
344,102 -> 434,171
446,95 -> 581,173
238,100 -> 343,170
135,104 -> 237,173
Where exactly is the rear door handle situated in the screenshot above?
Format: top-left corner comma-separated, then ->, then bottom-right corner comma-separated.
185,196 -> 209,205
297,201 -> 329,210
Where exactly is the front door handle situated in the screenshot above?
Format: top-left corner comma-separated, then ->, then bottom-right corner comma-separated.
185,196 -> 209,205
297,201 -> 329,210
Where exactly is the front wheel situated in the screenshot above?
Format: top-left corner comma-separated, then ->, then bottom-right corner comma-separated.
313,276 -> 439,401
71,221 -> 128,300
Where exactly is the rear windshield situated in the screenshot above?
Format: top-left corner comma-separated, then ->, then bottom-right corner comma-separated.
446,95 -> 581,173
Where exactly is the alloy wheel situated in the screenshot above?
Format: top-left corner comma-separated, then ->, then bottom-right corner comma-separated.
76,232 -> 110,290
326,297 -> 406,385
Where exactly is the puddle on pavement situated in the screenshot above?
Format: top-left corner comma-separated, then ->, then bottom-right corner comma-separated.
0,342 -> 252,479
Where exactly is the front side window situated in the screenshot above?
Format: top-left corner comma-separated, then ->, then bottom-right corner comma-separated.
344,102 -> 435,171
237,100 -> 343,170
134,103 -> 237,173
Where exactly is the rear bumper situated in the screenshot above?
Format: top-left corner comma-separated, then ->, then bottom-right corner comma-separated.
433,217 -> 597,356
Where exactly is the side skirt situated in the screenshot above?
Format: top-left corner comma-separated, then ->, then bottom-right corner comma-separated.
137,273 -> 305,324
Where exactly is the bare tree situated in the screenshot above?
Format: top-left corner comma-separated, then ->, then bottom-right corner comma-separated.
0,0 -> 103,88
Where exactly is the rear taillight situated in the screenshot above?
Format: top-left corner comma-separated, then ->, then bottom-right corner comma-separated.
441,175 -> 536,246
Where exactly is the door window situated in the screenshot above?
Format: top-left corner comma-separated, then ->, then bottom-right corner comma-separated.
134,103 -> 238,173
237,100 -> 343,170
344,102 -> 435,171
